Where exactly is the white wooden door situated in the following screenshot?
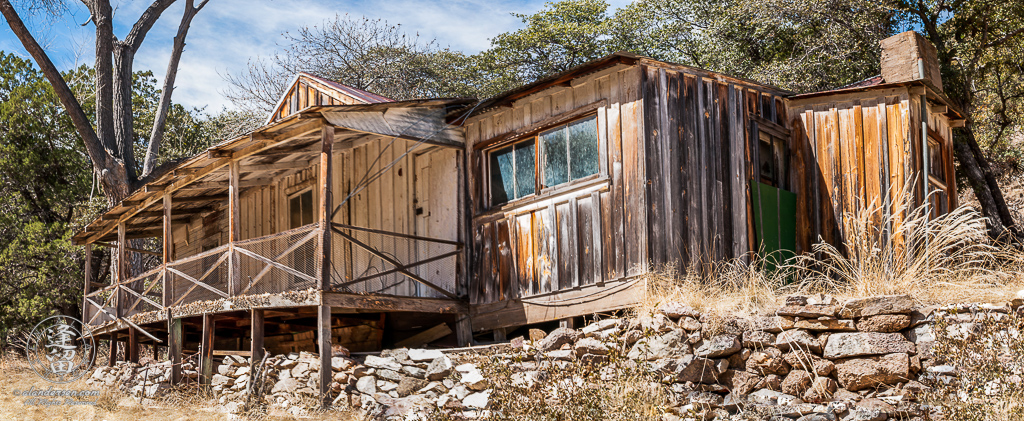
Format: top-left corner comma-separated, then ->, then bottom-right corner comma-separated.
412,149 -> 458,298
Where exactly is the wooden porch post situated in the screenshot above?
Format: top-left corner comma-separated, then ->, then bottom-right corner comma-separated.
200,314 -> 215,386
116,222 -> 126,319
251,309 -> 264,365
82,245 -> 91,323
108,334 -> 118,367
455,316 -> 472,347
162,193 -> 173,307
228,160 -> 241,296
168,312 -> 182,385
319,124 -> 334,291
128,328 -> 139,363
317,304 -> 332,407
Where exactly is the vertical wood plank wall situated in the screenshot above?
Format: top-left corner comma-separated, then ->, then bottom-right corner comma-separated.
465,64 -> 645,305
170,138 -> 461,298
641,66 -> 790,269
788,88 -> 957,246
465,62 -> 791,306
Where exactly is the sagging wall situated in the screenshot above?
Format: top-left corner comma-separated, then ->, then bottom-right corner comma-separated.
169,137 -> 461,299
640,63 -> 793,267
465,63 -> 648,305
788,86 -> 957,248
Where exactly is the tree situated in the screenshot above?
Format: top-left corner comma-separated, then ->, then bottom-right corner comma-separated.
224,15 -> 477,115
0,0 -> 209,205
899,0 -> 1024,238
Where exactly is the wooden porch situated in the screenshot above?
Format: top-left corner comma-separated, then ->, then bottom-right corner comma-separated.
73,98 -> 474,404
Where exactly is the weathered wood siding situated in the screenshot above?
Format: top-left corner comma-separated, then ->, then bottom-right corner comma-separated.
170,138 -> 461,298
465,64 -> 645,305
641,65 -> 791,268
788,86 -> 957,247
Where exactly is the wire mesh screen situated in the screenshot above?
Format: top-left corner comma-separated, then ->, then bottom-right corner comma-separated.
329,223 -> 459,298
235,224 -> 321,297
120,267 -> 165,319
166,245 -> 229,307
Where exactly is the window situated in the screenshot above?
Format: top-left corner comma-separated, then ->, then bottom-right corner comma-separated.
928,138 -> 944,180
289,190 -> 314,229
488,115 -> 600,207
490,140 -> 536,206
758,131 -> 787,188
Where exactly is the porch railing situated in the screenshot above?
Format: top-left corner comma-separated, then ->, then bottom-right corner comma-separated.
82,222 -> 463,327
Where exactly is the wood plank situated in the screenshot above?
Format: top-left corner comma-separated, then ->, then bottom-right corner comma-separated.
590,191 -> 604,285
515,213 -> 535,295
200,314 -> 214,385
620,67 -> 647,276
568,197 -> 581,288
642,66 -> 666,267
168,315 -> 182,384
495,218 -> 513,301
577,195 -> 594,286
317,304 -> 332,407
606,69 -> 624,280
470,279 -> 642,332
395,323 -> 453,348
251,309 -> 264,365
729,85 -> 748,259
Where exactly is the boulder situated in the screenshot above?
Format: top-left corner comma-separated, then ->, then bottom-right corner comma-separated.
660,302 -> 700,318
463,390 -> 490,409
747,348 -> 791,376
364,355 -> 403,371
673,355 -> 720,383
695,334 -> 742,358
395,377 -> 429,397
743,330 -> 776,348
823,333 -> 914,359
580,319 -> 620,336
794,318 -> 857,332
355,375 -> 377,395
628,330 -> 686,360
838,295 -> 914,318
748,389 -> 797,406
460,370 -> 489,391
775,329 -> 821,353
426,356 -> 454,381
677,317 -> 703,331
725,370 -> 761,395
781,370 -> 813,396
529,328 -> 546,342
536,327 -> 580,352
855,314 -> 911,333
272,377 -> 300,394
688,391 -> 724,409
407,349 -> 445,363
574,337 -> 610,356
802,377 -> 838,403
796,414 -> 838,421
749,315 -> 796,333
835,353 -> 910,391
783,352 -> 835,376
777,304 -> 839,318
756,374 -> 783,391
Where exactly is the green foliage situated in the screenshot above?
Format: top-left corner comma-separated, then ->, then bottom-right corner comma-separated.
0,51 -> 228,341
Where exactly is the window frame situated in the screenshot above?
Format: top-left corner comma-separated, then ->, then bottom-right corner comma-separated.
485,113 -> 605,209
757,130 -> 789,190
287,187 -> 315,229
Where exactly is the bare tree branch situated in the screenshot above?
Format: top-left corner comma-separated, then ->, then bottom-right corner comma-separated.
142,0 -> 209,177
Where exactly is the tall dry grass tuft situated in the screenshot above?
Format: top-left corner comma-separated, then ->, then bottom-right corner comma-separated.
792,187 -> 1024,304
638,185 -> 1024,318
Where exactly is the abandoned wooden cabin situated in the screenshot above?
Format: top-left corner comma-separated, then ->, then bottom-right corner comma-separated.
73,31 -> 963,401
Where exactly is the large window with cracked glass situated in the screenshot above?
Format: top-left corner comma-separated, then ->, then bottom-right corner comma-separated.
488,115 -> 599,207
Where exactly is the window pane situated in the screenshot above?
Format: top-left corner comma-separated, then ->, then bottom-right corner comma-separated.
515,140 -> 536,198
542,127 -> 568,187
289,196 -> 301,228
490,145 -> 516,206
300,190 -> 313,226
928,140 -> 943,179
568,116 -> 599,180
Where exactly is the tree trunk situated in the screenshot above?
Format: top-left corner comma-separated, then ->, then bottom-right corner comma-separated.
953,127 -> 1021,238
113,43 -> 139,182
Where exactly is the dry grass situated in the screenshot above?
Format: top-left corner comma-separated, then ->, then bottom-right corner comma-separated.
0,351 -> 359,421
637,187 -> 1024,318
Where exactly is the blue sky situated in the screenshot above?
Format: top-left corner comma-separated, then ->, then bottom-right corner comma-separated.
0,0 -> 632,111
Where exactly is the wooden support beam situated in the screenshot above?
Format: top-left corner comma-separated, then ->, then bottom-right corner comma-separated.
492,328 -> 506,343
116,222 -> 126,319
243,159 -> 311,173
179,177 -> 274,191
200,314 -> 214,386
145,184 -> 167,192
128,328 -> 139,363
559,318 -> 576,329
173,168 -> 199,177
208,149 -> 233,159
108,334 -> 118,367
168,313 -> 182,385
321,292 -> 467,313
251,309 -> 265,366
455,316 -> 473,348
228,161 -> 241,296
94,241 -> 162,256
171,194 -> 228,203
317,304 -> 332,407
82,245 -> 92,323
319,124 -> 334,291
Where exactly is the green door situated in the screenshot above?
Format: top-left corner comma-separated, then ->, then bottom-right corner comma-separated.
751,181 -> 797,270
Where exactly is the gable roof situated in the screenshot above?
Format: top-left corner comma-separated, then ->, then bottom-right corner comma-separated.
266,72 -> 392,124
